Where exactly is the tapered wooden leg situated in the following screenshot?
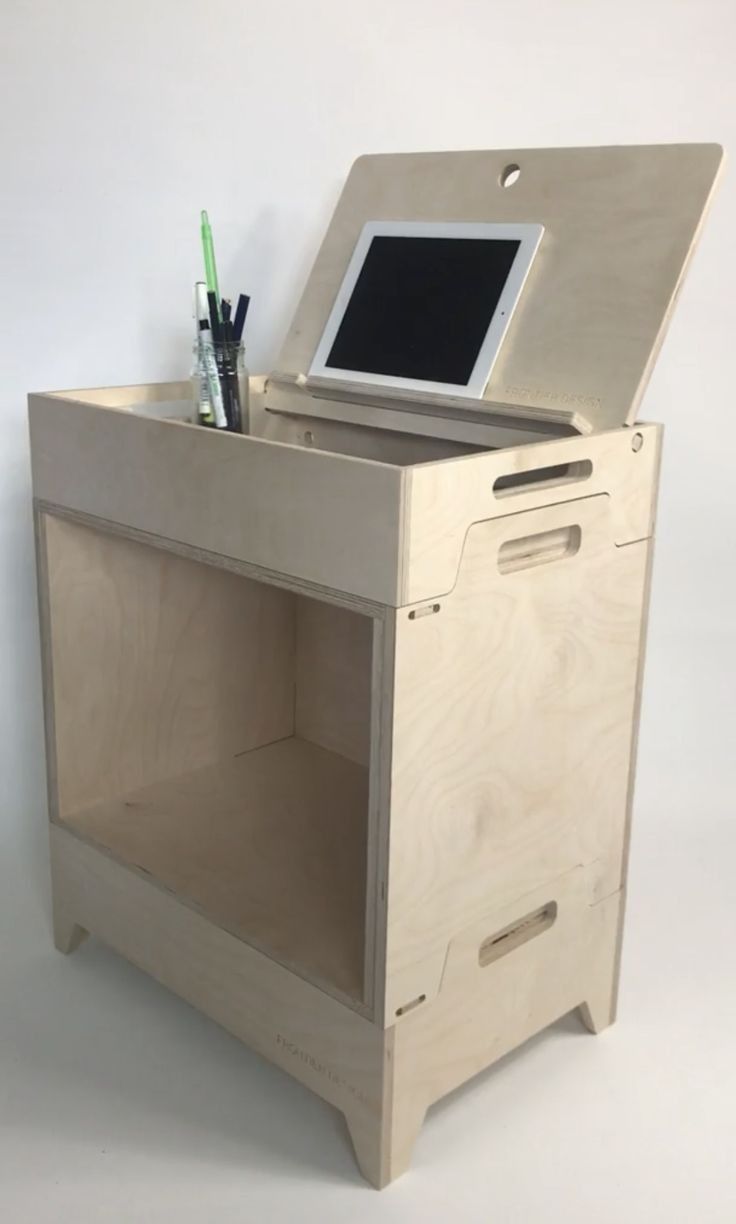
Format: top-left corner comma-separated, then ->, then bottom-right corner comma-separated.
344,1099 -> 426,1189
52,899 -> 87,954
578,960 -> 619,1033
579,893 -> 624,1034
578,996 -> 615,1033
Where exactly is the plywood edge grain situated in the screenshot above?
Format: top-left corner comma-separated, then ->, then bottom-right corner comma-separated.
365,614 -> 396,1025
627,146 -> 726,423
36,382 -> 191,407
33,508 -> 60,826
36,502 -> 388,618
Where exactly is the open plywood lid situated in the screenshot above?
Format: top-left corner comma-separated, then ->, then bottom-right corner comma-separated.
272,144 -> 723,434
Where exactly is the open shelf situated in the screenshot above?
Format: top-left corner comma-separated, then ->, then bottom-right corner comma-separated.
61,736 -> 368,1000
43,513 -> 376,1009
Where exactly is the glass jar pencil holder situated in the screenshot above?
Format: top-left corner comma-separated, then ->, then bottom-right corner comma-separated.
191,337 -> 249,433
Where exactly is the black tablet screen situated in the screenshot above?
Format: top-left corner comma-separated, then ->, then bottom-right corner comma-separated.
325,235 -> 520,385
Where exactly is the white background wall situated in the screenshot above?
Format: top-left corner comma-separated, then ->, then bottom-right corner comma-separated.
2,0 -> 734,857
1,2 -> 734,1220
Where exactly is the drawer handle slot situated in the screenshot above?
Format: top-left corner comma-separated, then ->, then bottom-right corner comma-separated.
478,902 -> 557,968
493,459 -> 592,497
498,525 -> 581,574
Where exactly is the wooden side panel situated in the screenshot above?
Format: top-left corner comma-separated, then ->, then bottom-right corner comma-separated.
29,393 -> 406,604
403,423 -> 662,603
295,597 -> 373,767
384,494 -> 651,1019
389,866 -> 621,1118
44,514 -> 295,816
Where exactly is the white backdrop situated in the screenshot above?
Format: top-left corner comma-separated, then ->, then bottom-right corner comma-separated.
1,2 -> 734,1220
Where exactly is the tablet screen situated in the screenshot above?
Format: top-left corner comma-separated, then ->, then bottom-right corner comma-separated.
309,221 -> 543,399
325,235 -> 521,385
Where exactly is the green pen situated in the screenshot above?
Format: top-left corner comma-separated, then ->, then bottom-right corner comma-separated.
200,210 -> 220,321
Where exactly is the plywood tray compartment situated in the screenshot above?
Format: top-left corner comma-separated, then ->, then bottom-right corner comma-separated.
28,388 -> 407,605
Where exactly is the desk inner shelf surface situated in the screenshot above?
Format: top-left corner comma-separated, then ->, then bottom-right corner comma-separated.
61,737 -> 368,1001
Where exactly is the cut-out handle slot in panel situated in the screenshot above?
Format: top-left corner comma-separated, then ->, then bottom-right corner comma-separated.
498,525 -> 581,574
493,460 -> 592,497
478,902 -> 557,968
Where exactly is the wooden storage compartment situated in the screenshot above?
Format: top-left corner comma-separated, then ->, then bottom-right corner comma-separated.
30,144 -> 722,1188
43,514 -> 374,1007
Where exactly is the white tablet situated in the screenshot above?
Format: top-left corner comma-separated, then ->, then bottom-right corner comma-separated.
308,220 -> 543,400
